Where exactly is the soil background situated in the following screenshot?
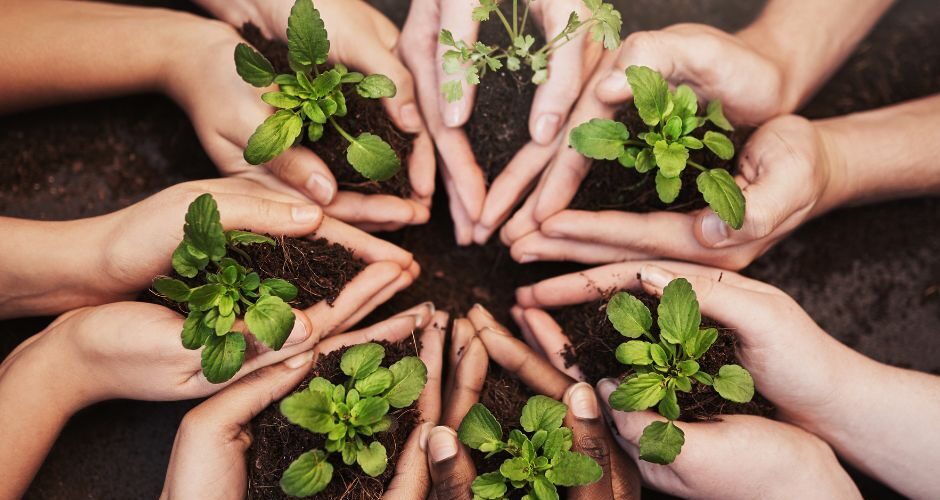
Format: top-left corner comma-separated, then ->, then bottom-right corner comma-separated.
1,1 -> 938,498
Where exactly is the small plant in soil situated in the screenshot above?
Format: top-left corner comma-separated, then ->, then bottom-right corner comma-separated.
458,395 -> 603,499
152,194 -> 298,384
570,65 -> 745,229
606,278 -> 754,464
439,0 -> 622,102
277,342 -> 427,497
234,0 -> 400,181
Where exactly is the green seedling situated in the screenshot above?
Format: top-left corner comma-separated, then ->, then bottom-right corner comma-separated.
439,0 -> 622,101
458,395 -> 602,499
153,194 -> 297,384
278,343 -> 428,497
605,278 -> 755,464
234,0 -> 400,181
569,65 -> 745,229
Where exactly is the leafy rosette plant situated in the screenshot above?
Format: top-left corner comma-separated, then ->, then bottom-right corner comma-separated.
457,395 -> 602,499
234,0 -> 400,181
278,343 -> 428,497
439,0 -> 622,101
570,65 -> 745,229
152,194 -> 298,384
606,278 -> 755,464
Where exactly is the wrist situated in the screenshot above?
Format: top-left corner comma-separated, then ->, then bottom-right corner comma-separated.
735,23 -> 805,116
158,14 -> 242,106
811,120 -> 852,215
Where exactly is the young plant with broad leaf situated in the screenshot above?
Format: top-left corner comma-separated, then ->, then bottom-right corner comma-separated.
439,0 -> 622,101
569,65 -> 745,229
234,0 -> 400,181
605,278 -> 755,464
457,395 -> 602,499
278,343 -> 428,497
152,194 -> 298,384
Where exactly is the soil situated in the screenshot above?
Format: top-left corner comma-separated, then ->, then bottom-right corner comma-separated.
241,24 -> 414,198
552,291 -> 774,421
247,339 -> 422,500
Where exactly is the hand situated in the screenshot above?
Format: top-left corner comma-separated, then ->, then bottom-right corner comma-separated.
160,304 -> 448,500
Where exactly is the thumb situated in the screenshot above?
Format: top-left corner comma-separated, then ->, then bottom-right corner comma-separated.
426,426 -> 476,500
213,192 -> 324,238
596,378 -> 664,448
262,145 -> 337,206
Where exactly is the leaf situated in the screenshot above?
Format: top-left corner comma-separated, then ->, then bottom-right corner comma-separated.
356,441 -> 387,477
341,71 -> 364,84
181,310 -> 212,350
619,146 -> 640,168
589,3 -> 623,51
234,43 -> 275,87
713,364 -> 755,403
679,136 -> 704,149
350,397 -> 390,427
261,91 -> 303,109
542,427 -> 573,458
627,65 -> 672,126
346,133 -> 401,182
214,311 -> 235,337
356,74 -> 397,99
685,327 -> 718,359
532,475 -> 560,500
261,278 -> 298,301
615,340 -> 653,366
547,450 -> 603,486
153,277 -> 191,302
286,0 -> 329,71
188,283 -> 224,311
520,395 -> 568,433
274,74 -> 298,86
655,171 -> 682,203
657,278 -> 701,346
441,80 -> 463,102
703,131 -> 735,160
672,84 -> 698,119
341,343 -> 385,380
458,403 -> 503,450
225,230 -> 275,246
183,193 -> 227,261
243,295 -> 294,350
568,119 -> 629,161
242,272 -> 260,291
201,332 -> 246,383
657,387 -> 680,420
692,371 -> 714,386
606,291 -> 652,338
385,356 -> 428,408
635,148 -> 655,173
652,141 -> 689,178
280,449 -> 334,497
311,70 -> 341,98
280,378 -> 336,433
663,116 -> 683,141
677,360 -> 700,376
171,242 -> 207,278
608,373 -> 666,411
649,343 -> 669,368
471,472 -> 507,499
639,421 -> 685,464
355,367 -> 393,396
438,29 -> 457,48
499,456 -> 530,482
244,110 -> 303,165
706,100 -> 734,131
472,0 -> 498,21
697,168 -> 746,230
307,122 -> 324,142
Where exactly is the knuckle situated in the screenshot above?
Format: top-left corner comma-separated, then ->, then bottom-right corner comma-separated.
621,31 -> 661,58
434,472 -> 473,500
576,435 -> 611,466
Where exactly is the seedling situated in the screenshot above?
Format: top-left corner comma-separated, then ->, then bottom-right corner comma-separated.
439,0 -> 622,101
457,395 -> 602,499
605,278 -> 755,464
234,0 -> 400,181
278,343 -> 428,497
153,194 -> 297,384
570,65 -> 745,229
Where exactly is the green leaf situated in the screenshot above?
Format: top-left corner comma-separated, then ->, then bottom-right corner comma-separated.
181,310 -> 212,350
520,395 -> 568,433
472,0 -> 498,21
653,141 -> 688,178
606,291 -> 652,338
183,193 -> 227,262
189,283 -> 224,311
302,101 -> 326,124
307,122 -> 324,142
627,65 -> 672,126
458,403 -> 503,449
639,421 -> 685,464
171,242 -> 207,278
261,278 -> 298,301
244,110 -> 303,165
385,356 -> 428,408
657,387 -> 680,420
679,136 -> 704,149
615,340 -> 653,366
153,277 -> 191,302
245,295 -> 295,350
532,475 -> 560,500
286,0 -> 329,71
242,272 -> 260,291
499,457 -> 530,482
225,230 -> 275,246
655,171 -> 682,203
274,74 -> 298,86
706,100 -> 734,131
346,132 -> 401,182
355,366 -> 393,396
685,327 -> 718,359
438,29 -> 457,48
674,375 -> 692,392
280,449 -> 333,497
649,343 -> 669,368
663,116 -> 683,141
677,360 -> 700,376
713,364 -> 755,403
703,130 -> 735,160
311,70 -> 341,98
547,450 -> 603,486
280,378 -> 336,433
350,397 -> 389,427
609,373 -> 666,411
234,43 -> 275,87
692,371 -> 714,386
201,332 -> 246,383
635,148 -> 655,173
589,3 -> 623,51
261,91 -> 303,109
697,168 -> 746,230
441,80 -> 463,102
356,441 -> 387,477
542,427 -> 573,458
215,311 -> 235,337
471,472 -> 507,499
341,71 -> 364,84
569,118 -> 629,161
672,84 -> 698,120
356,74 -> 397,99
618,146 -> 640,168
657,278 -> 701,346
341,343 -> 385,380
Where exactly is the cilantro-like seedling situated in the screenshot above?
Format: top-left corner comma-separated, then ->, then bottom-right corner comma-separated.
569,65 -> 745,229
457,395 -> 602,499
152,194 -> 298,384
233,0 -> 401,181
278,343 -> 428,497
605,278 -> 755,464
439,0 -> 622,101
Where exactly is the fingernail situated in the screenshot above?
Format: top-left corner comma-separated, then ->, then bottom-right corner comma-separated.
305,173 -> 335,205
418,422 -> 433,452
700,211 -> 730,247
284,318 -> 311,346
291,205 -> 321,224
480,326 -> 506,339
473,303 -> 494,320
596,378 -> 619,403
284,350 -> 314,369
566,382 -> 600,419
600,71 -> 627,94
400,103 -> 422,132
414,302 -> 436,329
444,101 -> 463,127
640,264 -> 674,289
428,426 -> 459,463
519,253 -> 538,264
533,113 -> 561,144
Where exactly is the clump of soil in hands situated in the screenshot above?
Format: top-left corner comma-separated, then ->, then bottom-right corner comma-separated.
240,24 -> 414,198
248,340 -> 421,500
551,291 -> 774,421
569,106 -> 753,213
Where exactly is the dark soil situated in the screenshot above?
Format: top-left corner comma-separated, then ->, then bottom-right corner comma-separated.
552,291 -> 774,421
569,106 -> 753,213
241,24 -> 414,198
247,340 -> 422,500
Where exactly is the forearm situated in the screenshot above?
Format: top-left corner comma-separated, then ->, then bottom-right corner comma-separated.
737,0 -> 894,113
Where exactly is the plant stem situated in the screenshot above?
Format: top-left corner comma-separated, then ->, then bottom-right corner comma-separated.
520,0 -> 530,32
229,245 -> 252,263
512,0 -> 518,38
494,8 -> 515,40
687,159 -> 707,172
330,117 -> 356,143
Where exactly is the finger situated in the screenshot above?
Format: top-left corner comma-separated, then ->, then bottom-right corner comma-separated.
521,308 -> 584,380
445,318 -> 476,406
563,382 -> 614,500
313,304 -> 430,357
332,269 -> 416,333
299,262 -> 401,340
442,337 -> 488,428
596,378 -> 665,444
426,426 -> 476,500
595,29 -> 695,104
408,129 -> 438,200
441,165 -> 478,245
312,216 -> 414,270
466,304 -> 511,336
324,191 -> 421,226
237,310 -> 314,374
510,305 -> 547,358
418,310 -> 449,423
264,146 -> 338,205
541,210 -> 700,259
211,192 -> 323,237
386,422 -> 433,500
515,261 -> 642,308
510,230 -> 652,264
476,327 -> 573,400
500,177 -> 544,246
437,1 -> 480,127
